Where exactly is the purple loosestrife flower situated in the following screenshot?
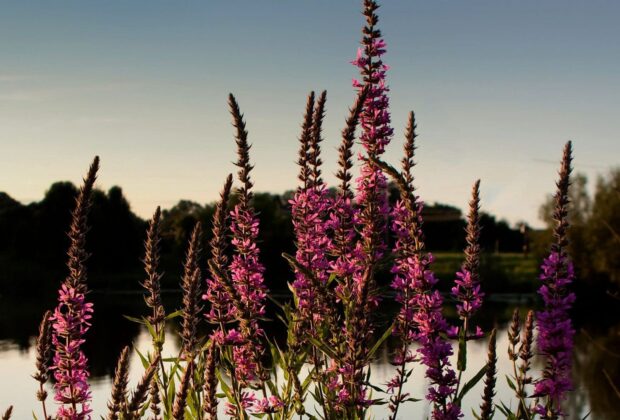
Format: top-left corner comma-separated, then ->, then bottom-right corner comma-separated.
376,112 -> 460,419
332,2 -> 395,413
451,181 -> 484,332
204,174 -> 237,326
329,88 -> 366,302
534,142 -> 576,418
290,91 -> 333,328
392,224 -> 461,419
252,396 -> 284,415
228,93 -> 268,386
352,0 -> 394,269
51,157 -> 99,420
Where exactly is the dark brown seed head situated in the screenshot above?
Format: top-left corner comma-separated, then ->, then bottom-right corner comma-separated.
519,310 -> 535,384
66,156 -> 99,294
337,87 -> 368,198
508,308 -> 521,361
142,207 -> 166,329
32,310 -> 53,389
209,175 -> 233,279
202,342 -> 219,419
107,346 -> 130,420
309,90 -> 327,187
171,363 -> 193,420
180,223 -> 203,358
149,375 -> 161,420
228,93 -> 254,209
401,111 -> 417,190
464,180 -> 481,285
127,355 -> 160,415
552,141 -> 573,256
480,329 -> 497,420
297,92 -> 315,188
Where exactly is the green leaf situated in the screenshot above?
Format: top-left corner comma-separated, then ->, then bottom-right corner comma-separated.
216,370 -> 234,400
455,364 -> 488,404
135,348 -> 150,369
165,309 -> 183,320
326,272 -> 338,285
367,324 -> 394,361
457,326 -> 467,372
505,375 -> 517,391
144,318 -> 157,339
123,314 -> 146,325
307,336 -> 337,360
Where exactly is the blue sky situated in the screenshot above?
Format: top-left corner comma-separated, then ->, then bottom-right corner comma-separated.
1,0 -> 618,227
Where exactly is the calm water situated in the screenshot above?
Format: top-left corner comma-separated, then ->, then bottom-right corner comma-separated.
0,292 -> 616,419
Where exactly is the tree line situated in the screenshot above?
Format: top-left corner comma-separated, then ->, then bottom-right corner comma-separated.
0,179 -> 563,296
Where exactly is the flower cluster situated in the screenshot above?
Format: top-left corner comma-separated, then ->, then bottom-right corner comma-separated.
534,252 -> 576,414
15,3 -> 583,420
394,249 -> 460,419
290,91 -> 333,329
290,185 -> 332,322
534,141 -> 576,418
51,284 -> 94,420
229,205 -> 267,319
451,269 -> 484,320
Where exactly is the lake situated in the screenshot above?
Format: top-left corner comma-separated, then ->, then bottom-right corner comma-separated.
0,292 -> 616,419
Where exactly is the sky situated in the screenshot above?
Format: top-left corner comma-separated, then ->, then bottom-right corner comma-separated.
0,0 -> 618,228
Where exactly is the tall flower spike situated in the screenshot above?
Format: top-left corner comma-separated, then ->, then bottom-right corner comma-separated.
51,156 -> 99,420
479,329 -> 497,420
334,2 -> 395,412
142,207 -> 166,338
204,174 -> 235,325
228,93 -> 267,384
290,91 -> 334,338
386,111 -> 424,420
330,88 -> 368,298
383,113 -> 460,419
330,88 -> 368,302
107,346 -> 130,420
451,180 -> 484,347
33,309 -> 53,419
535,141 -> 576,418
352,0 -> 393,272
180,223 -> 203,359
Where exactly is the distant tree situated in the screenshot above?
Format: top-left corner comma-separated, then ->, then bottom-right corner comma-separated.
538,170 -> 620,286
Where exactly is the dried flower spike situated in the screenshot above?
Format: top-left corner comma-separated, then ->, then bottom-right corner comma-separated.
180,223 -> 203,358
142,207 -> 166,339
479,329 -> 497,420
107,346 -> 130,420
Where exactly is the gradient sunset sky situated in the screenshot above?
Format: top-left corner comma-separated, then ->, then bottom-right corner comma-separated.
1,0 -> 618,227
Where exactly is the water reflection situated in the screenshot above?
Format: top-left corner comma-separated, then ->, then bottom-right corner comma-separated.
0,293 -> 617,419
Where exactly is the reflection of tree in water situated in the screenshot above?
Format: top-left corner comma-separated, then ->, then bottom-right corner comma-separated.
572,325 -> 620,420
